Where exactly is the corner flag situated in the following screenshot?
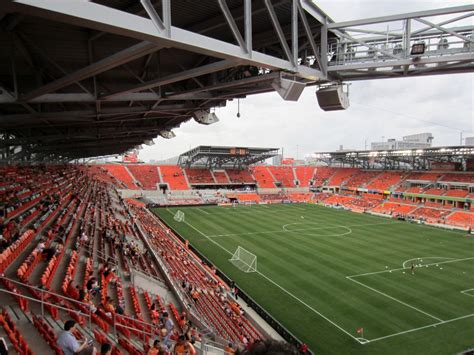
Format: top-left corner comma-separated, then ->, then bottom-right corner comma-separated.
357,327 -> 364,336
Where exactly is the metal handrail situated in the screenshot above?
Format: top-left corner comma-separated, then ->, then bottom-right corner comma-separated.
0,276 -> 161,336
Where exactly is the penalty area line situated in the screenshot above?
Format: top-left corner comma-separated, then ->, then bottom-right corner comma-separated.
366,313 -> 474,344
346,276 -> 443,322
347,256 -> 474,278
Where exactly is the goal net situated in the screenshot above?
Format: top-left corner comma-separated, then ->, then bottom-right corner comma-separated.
173,210 -> 185,222
229,246 -> 257,273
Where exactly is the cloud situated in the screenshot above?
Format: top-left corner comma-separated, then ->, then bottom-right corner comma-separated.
139,0 -> 474,162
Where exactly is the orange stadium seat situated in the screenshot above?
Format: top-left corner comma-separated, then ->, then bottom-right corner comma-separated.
294,167 -> 315,187
226,169 -> 255,184
185,168 -> 215,184
267,166 -> 296,187
103,165 -> 140,189
326,168 -> 359,186
127,165 -> 160,189
251,166 -> 276,188
213,171 -> 230,184
159,165 -> 190,190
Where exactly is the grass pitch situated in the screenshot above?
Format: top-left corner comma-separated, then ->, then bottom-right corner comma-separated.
153,204 -> 474,354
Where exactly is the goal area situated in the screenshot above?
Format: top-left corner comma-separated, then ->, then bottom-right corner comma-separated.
229,246 -> 257,273
174,210 -> 185,222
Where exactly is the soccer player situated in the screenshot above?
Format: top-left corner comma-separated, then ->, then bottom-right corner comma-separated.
411,263 -> 415,275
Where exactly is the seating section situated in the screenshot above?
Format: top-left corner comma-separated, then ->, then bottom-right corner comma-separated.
366,171 -> 404,191
344,171 -> 380,189
409,207 -> 451,222
103,165 -> 140,189
312,167 -> 336,186
213,171 -> 230,184
267,167 -> 295,187
251,166 -> 275,188
326,168 -> 359,186
441,173 -> 474,183
406,172 -> 444,181
237,193 -> 261,203
295,167 -> 315,187
127,165 -> 160,190
447,211 -> 474,228
0,166 -> 270,353
185,168 -> 215,184
423,188 -> 445,196
159,165 -> 190,190
372,202 -> 418,215
445,189 -> 468,198
225,169 -> 255,184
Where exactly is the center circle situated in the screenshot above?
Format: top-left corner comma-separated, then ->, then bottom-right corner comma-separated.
282,222 -> 352,237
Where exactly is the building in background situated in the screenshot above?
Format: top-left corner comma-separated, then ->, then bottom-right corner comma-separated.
371,133 -> 434,150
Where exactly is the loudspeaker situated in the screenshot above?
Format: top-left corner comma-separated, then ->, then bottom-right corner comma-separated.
316,86 -> 350,111
159,130 -> 176,139
193,110 -> 220,125
271,77 -> 306,101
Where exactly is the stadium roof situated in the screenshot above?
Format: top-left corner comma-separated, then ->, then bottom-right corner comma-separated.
312,146 -> 474,170
0,0 -> 334,162
1,1 -> 472,162
178,145 -> 279,169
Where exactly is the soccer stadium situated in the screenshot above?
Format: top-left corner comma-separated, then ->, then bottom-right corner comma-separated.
0,1 -> 473,354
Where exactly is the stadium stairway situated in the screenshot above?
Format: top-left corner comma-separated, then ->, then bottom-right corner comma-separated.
124,165 -> 141,189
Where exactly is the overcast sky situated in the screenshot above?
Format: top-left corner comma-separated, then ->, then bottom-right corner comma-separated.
139,0 -> 473,162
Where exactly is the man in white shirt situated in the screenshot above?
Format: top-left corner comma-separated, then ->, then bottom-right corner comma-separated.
57,320 -> 89,355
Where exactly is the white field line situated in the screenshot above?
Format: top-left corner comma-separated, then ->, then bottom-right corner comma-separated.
208,221 -> 398,238
460,289 -> 474,297
402,257 -> 454,268
196,207 -> 210,215
347,256 -> 474,278
346,276 -> 443,322
166,208 -> 364,344
366,313 -> 474,344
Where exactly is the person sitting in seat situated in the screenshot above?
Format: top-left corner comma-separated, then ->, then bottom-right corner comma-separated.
57,320 -> 91,355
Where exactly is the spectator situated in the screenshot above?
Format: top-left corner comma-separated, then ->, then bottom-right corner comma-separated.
99,343 -> 112,355
0,337 -> 8,355
162,312 -> 174,348
225,343 -> 236,354
147,339 -> 163,355
172,335 -> 196,355
235,340 -> 299,355
57,320 -> 90,355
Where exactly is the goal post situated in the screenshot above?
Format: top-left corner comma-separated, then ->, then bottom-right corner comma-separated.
174,210 -> 185,222
229,246 -> 257,273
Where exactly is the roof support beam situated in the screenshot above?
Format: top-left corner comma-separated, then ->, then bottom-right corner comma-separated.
264,0 -> 296,67
9,0 -> 322,80
328,5 -> 474,29
101,60 -> 237,99
20,41 -> 162,102
218,0 -> 248,53
415,17 -> 473,43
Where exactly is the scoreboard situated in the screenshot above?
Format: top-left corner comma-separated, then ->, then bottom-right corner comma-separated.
230,148 -> 249,156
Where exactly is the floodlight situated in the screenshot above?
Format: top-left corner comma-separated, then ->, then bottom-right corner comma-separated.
410,42 -> 425,55
271,77 -> 306,101
193,110 -> 219,125
159,130 -> 176,139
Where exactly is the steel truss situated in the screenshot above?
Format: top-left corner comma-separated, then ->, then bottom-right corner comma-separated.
178,146 -> 279,170
312,146 -> 474,170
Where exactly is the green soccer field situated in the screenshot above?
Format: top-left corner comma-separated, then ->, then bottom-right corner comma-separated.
152,204 -> 474,354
